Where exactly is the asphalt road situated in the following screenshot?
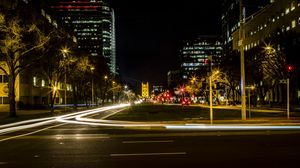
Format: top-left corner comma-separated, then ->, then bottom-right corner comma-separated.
1,120 -> 300,168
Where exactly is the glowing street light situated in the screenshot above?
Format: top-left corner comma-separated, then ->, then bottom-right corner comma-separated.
53,86 -> 57,92
112,81 -> 116,102
61,47 -> 70,107
90,67 -> 95,106
209,70 -> 219,124
190,76 -> 197,84
245,85 -> 255,118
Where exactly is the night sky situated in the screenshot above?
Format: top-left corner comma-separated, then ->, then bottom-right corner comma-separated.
108,0 -> 222,90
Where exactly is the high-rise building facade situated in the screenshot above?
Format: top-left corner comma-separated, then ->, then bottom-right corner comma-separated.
232,0 -> 300,51
43,0 -> 116,74
232,0 -> 300,103
180,36 -> 223,80
221,0 -> 270,56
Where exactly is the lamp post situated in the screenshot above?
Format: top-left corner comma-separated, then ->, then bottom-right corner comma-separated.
103,75 -> 108,105
91,67 -> 95,106
245,85 -> 255,118
209,70 -> 219,124
209,73 -> 213,124
112,81 -> 116,103
61,47 -> 69,107
287,78 -> 290,119
239,0 -> 247,120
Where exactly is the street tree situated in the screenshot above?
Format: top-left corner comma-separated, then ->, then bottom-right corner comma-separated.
220,52 -> 241,103
0,14 -> 50,117
247,43 -> 289,104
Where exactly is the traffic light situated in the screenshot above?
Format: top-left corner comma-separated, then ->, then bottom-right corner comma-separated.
287,64 -> 295,78
287,65 -> 294,72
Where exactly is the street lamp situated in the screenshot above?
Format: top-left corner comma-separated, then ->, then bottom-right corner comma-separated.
61,47 -> 69,107
112,81 -> 116,103
209,70 -> 219,124
245,85 -> 255,118
264,44 -> 292,119
239,0 -> 247,121
90,67 -> 95,106
190,76 -> 197,84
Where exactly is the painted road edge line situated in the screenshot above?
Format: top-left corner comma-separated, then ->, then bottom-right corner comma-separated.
110,152 -> 187,157
122,140 -> 174,144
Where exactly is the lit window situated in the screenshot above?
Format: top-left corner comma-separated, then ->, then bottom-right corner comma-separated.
291,2 -> 296,11
292,20 -> 296,28
285,8 -> 290,14
41,80 -> 45,87
33,77 -> 37,86
286,26 -> 291,31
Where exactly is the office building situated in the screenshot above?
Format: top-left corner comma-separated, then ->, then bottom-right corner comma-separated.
221,0 -> 270,56
0,0 -> 76,106
180,36 -> 223,80
232,0 -> 300,103
42,0 -> 116,74
233,0 -> 300,51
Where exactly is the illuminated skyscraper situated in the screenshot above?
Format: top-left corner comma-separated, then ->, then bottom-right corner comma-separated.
180,36 -> 223,80
42,0 -> 116,74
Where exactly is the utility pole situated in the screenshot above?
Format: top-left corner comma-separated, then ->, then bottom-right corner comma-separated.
208,56 -> 213,124
239,0 -> 247,120
287,78 -> 290,119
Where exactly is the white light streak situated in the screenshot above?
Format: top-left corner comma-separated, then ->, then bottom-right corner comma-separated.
165,125 -> 300,130
2,103 -> 300,136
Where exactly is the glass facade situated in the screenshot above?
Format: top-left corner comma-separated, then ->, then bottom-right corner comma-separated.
180,36 -> 223,79
45,0 -> 116,74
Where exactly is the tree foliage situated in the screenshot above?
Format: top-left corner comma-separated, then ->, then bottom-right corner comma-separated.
0,13 -> 50,117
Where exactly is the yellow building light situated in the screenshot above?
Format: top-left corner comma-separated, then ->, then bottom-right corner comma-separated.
141,82 -> 149,98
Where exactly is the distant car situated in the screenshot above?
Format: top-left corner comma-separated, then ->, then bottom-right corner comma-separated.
181,99 -> 191,106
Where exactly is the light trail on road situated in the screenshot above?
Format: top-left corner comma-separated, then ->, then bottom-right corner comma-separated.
0,104 -> 130,135
2,102 -> 300,135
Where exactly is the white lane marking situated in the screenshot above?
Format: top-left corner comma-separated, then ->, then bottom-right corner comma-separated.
122,140 -> 174,144
110,152 -> 186,157
0,123 -> 66,142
